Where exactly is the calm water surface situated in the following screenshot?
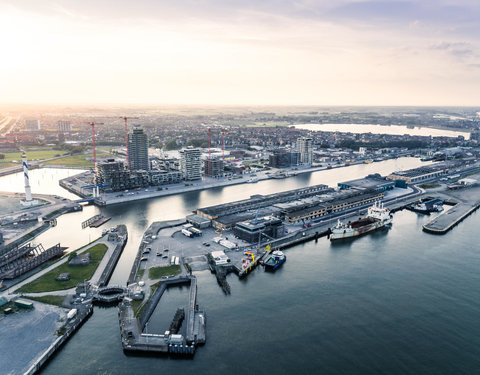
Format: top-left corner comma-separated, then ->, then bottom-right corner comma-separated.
1,158 -> 479,374
295,123 -> 471,139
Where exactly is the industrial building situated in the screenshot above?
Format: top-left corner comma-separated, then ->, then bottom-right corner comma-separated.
297,137 -> 313,165
338,174 -> 395,192
203,158 -> 224,177
233,216 -> 285,243
387,164 -> 448,184
180,148 -> 202,180
197,184 -> 333,220
128,126 -> 149,171
282,190 -> 384,223
186,214 -> 212,229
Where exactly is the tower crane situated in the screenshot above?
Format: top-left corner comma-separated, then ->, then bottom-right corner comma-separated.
79,121 -> 104,168
221,131 -> 228,161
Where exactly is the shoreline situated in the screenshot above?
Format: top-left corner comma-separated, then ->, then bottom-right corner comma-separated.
60,154 -> 413,206
294,123 -> 471,139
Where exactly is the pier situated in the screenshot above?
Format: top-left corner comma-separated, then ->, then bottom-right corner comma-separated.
23,302 -> 94,375
119,275 -> 205,355
97,225 -> 128,287
81,214 -> 111,229
423,201 -> 480,234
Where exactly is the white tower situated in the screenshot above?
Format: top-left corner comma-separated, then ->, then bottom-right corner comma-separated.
22,152 -> 32,202
20,152 -> 38,207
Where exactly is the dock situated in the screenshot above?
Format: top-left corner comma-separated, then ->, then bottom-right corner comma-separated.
23,302 -> 94,375
97,225 -> 128,287
423,201 -> 480,234
118,275 -> 205,355
81,214 -> 111,229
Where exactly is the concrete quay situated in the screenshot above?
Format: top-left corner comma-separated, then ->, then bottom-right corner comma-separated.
423,201 -> 480,234
0,225 -> 129,375
58,156 -> 401,206
422,183 -> 480,235
119,276 -> 204,355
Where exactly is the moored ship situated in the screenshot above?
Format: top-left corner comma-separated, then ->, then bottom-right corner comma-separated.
263,250 -> 286,271
407,198 -> 444,214
330,201 -> 392,241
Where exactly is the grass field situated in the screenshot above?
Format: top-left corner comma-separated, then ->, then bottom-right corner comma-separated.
43,149 -> 112,168
0,147 -> 69,169
132,281 -> 161,317
148,265 -> 181,280
17,243 -> 108,293
24,295 -> 66,307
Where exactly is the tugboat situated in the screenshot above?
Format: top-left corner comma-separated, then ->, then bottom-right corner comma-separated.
407,198 -> 444,214
330,201 -> 392,241
263,250 -> 286,271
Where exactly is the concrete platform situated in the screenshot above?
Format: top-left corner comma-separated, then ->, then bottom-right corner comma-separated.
423,202 -> 480,234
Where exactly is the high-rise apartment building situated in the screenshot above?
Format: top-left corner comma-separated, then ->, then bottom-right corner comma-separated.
180,148 -> 202,180
203,158 -> 224,177
57,121 -> 72,132
25,119 -> 40,132
128,126 -> 149,171
297,137 -> 313,165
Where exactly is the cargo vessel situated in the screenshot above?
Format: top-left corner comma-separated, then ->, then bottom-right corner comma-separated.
330,201 -> 392,241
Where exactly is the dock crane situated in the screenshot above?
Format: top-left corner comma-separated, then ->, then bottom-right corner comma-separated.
119,116 -> 139,169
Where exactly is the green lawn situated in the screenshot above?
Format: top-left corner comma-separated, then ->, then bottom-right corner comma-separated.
0,148 -> 67,163
24,295 -> 66,307
148,265 -> 181,280
43,151 -> 111,168
136,269 -> 145,279
132,281 -> 161,317
17,244 -> 108,293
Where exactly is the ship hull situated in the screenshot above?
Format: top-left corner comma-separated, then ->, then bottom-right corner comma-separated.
330,220 -> 388,241
263,256 -> 286,271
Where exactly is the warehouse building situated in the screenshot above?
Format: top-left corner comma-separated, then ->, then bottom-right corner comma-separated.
387,164 -> 448,184
197,184 -> 333,220
338,174 -> 395,192
283,190 -> 384,223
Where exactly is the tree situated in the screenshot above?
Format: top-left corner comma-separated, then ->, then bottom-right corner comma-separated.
164,139 -> 180,150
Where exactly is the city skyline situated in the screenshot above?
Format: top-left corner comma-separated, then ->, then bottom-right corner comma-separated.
0,0 -> 479,106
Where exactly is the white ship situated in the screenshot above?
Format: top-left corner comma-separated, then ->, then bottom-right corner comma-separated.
329,201 -> 392,241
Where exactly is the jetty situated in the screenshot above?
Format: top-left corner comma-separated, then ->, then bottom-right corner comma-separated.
118,275 -> 205,355
423,201 -> 480,234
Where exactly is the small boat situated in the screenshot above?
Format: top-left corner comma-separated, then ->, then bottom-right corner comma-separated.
263,250 -> 286,271
247,177 -> 259,183
407,198 -> 444,214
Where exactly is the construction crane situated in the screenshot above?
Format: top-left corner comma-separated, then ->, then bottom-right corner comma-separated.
79,121 -> 104,168
208,127 -> 211,160
221,131 -> 228,161
119,116 -> 139,168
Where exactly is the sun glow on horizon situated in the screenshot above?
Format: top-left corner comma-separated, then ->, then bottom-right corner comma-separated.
0,1 -> 479,106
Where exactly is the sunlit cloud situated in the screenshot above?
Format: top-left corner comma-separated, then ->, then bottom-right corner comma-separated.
0,0 -> 479,105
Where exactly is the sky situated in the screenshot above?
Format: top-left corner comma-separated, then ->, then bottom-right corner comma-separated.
0,0 -> 479,106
